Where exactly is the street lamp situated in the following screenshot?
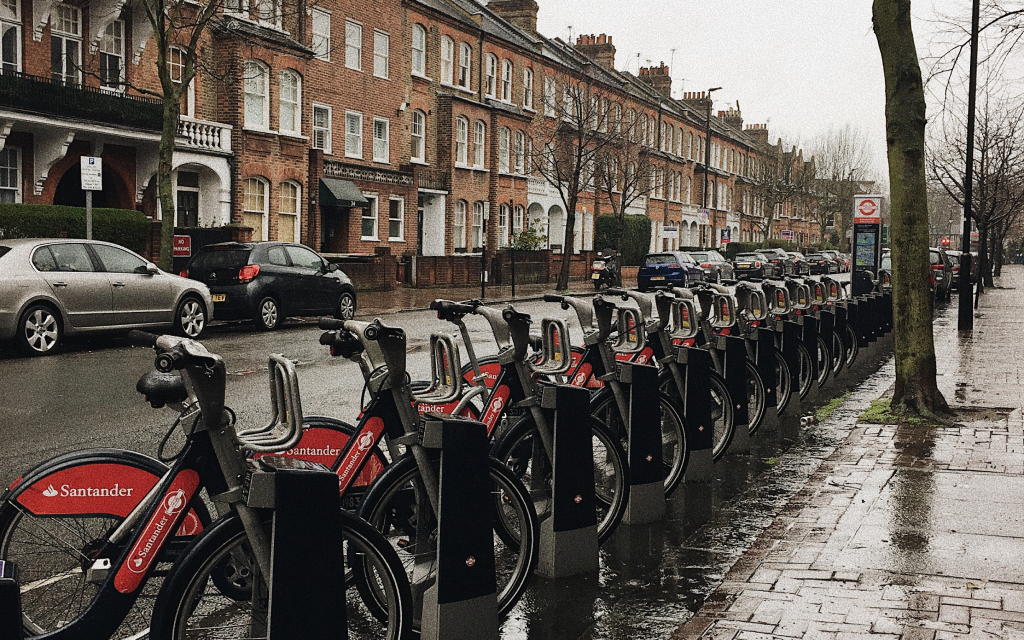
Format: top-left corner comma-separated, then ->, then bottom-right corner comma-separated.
959,0 -> 980,331
702,87 -> 722,248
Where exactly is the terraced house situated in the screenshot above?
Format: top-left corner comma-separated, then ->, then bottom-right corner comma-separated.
0,0 -> 820,273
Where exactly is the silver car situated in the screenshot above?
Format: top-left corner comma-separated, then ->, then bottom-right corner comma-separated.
0,238 -> 213,355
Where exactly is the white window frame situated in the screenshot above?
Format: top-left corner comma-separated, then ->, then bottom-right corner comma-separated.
457,42 -> 471,88
1,0 -> 20,74
500,59 -> 512,102
0,146 -> 21,203
411,24 -> 426,76
244,60 -> 269,130
522,67 -> 533,109
279,70 -> 301,135
513,130 -> 525,174
485,54 -> 497,97
440,36 -> 454,84
373,30 -> 389,78
543,75 -> 555,117
312,103 -> 332,153
345,110 -> 363,158
471,201 -> 484,250
51,4 -> 81,85
473,120 -> 485,167
410,109 -> 425,162
498,203 -> 509,247
244,177 -> 269,241
388,196 -> 404,241
513,204 -> 524,234
345,19 -> 362,71
279,180 -> 301,241
455,116 -> 468,165
99,19 -> 125,91
312,9 -> 331,61
498,127 -> 510,174
372,117 -> 389,163
254,0 -> 281,29
454,200 -> 467,250
361,195 -> 378,240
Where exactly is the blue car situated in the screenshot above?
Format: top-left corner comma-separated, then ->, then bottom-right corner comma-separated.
637,252 -> 704,291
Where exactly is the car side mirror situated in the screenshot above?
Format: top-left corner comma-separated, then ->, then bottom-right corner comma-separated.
138,262 -> 159,275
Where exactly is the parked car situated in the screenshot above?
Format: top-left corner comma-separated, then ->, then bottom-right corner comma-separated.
731,252 -> 771,280
637,251 -> 705,291
182,242 -> 357,330
760,248 -> 797,277
805,253 -> 837,275
838,253 -> 853,272
686,249 -> 734,283
930,246 -> 953,301
820,250 -> 845,273
0,238 -> 212,356
945,250 -> 978,290
787,252 -> 812,275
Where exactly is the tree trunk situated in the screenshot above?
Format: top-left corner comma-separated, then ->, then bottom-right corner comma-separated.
556,199 -> 577,290
872,0 -> 949,418
980,222 -> 993,288
158,97 -> 181,269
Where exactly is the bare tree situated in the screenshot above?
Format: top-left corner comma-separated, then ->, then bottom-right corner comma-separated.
531,73 -> 622,290
747,139 -> 815,241
873,0 -> 950,418
811,125 -> 875,250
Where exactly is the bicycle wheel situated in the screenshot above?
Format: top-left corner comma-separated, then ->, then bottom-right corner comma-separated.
774,348 -> 793,414
816,335 -> 831,387
830,330 -> 845,378
745,361 -> 767,436
589,390 -> 688,495
150,510 -> 412,640
796,341 -> 814,399
357,454 -> 538,629
491,414 -> 628,545
658,369 -> 735,461
844,323 -> 859,367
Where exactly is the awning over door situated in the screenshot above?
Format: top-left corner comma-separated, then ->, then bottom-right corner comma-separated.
319,177 -> 369,208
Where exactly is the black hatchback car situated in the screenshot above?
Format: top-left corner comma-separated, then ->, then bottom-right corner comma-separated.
182,242 -> 357,330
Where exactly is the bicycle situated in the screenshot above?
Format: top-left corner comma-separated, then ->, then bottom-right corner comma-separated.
0,332 -> 412,640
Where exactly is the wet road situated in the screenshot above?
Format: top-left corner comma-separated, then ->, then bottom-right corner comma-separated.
0,276 -> 884,640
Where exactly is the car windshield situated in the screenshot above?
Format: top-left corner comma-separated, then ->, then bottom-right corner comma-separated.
736,253 -> 761,261
189,248 -> 251,269
689,253 -> 708,262
929,251 -> 942,265
806,254 -> 826,260
645,254 -> 678,266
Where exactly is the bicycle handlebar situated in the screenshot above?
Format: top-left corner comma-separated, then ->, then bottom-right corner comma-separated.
318,317 -> 345,330
542,293 -> 563,303
430,299 -> 477,319
128,330 -> 159,348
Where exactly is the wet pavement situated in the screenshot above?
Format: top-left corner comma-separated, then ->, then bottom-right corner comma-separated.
356,280 -> 593,315
673,267 -> 1024,640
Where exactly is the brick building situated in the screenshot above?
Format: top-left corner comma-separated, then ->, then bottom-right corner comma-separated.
0,0 -> 822,271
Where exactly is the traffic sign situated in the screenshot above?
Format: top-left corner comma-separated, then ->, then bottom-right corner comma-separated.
173,235 -> 192,258
81,157 -> 102,191
853,194 -> 883,224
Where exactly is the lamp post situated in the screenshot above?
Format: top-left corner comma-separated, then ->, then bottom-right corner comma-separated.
959,0 -> 980,331
702,87 -> 722,248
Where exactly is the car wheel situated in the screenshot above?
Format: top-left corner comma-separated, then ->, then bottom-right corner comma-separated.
174,296 -> 207,338
335,291 -> 357,320
256,296 -> 282,331
18,304 -> 62,356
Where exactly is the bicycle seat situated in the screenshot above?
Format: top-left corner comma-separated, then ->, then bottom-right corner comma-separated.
136,370 -> 188,408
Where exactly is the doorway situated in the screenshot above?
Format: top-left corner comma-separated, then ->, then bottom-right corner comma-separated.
176,191 -> 198,227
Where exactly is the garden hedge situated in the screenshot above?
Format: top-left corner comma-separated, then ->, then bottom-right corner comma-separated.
0,203 -> 149,255
595,214 -> 652,266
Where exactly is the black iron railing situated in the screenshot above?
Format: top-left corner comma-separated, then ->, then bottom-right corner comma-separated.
0,71 -> 163,131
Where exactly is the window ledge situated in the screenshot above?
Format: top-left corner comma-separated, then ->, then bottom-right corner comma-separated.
412,72 -> 432,81
454,85 -> 475,95
373,159 -> 391,165
242,126 -> 276,135
522,106 -> 536,114
345,153 -> 364,160
279,132 -> 308,141
410,158 -> 429,166
360,236 -> 378,242
389,238 -> 405,243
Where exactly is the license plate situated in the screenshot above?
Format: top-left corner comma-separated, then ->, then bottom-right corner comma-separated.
738,263 -> 750,268
212,294 -> 226,302
592,273 -> 601,280
651,276 -> 665,281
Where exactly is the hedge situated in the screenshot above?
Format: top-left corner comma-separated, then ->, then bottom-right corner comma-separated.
594,214 -> 652,266
0,203 -> 150,255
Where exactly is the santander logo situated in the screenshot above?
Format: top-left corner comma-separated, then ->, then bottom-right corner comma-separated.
357,432 -> 375,451
42,484 -> 58,497
41,482 -> 134,498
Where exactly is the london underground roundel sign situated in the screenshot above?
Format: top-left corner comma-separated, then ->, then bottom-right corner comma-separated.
853,195 -> 883,224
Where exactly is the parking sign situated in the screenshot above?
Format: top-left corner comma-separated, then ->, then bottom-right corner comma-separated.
81,157 -> 102,191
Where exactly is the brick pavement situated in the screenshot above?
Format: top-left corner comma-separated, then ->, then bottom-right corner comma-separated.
674,266 -> 1024,640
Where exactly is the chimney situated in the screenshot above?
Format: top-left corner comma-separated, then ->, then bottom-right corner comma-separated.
638,62 -> 672,97
720,104 -> 743,130
488,0 -> 539,34
744,123 -> 769,145
575,33 -> 616,70
681,91 -> 711,114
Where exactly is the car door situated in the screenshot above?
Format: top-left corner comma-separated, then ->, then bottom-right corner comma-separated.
284,245 -> 334,313
90,243 -> 171,326
263,245 -> 300,313
34,243 -> 112,328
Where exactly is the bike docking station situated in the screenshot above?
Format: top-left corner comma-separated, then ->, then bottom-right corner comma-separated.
714,294 -> 753,454
664,289 -> 715,483
737,284 -> 779,434
0,561 -> 22,640
789,280 -> 824,404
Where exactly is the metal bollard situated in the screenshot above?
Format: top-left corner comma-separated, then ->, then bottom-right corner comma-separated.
618,361 -> 665,524
721,335 -> 751,454
420,415 -> 500,640
535,384 -> 599,578
0,561 -> 22,640
679,346 -> 714,482
755,327 -> 779,433
241,457 -> 347,639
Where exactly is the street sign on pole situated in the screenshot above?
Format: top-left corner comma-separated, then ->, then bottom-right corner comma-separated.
852,194 -> 884,297
853,194 -> 883,224
81,157 -> 102,240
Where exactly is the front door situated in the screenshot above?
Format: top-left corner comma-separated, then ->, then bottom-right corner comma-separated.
176,191 -> 199,227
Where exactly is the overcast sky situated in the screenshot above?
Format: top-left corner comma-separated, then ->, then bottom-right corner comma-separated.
536,0 -> 989,191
